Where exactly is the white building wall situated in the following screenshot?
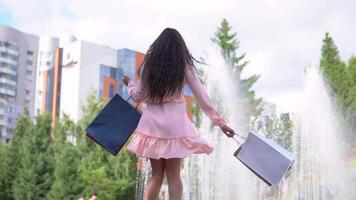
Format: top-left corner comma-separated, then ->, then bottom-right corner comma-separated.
77,41 -> 117,120
60,40 -> 118,122
60,41 -> 82,122
0,25 -> 39,141
34,35 -> 59,116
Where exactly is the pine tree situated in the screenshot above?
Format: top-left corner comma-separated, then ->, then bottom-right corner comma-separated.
346,56 -> 356,135
47,115 -> 82,200
319,33 -> 356,146
76,90 -> 137,199
13,113 -> 54,200
212,18 -> 262,132
320,33 -> 348,101
0,108 -> 33,200
0,142 -> 11,200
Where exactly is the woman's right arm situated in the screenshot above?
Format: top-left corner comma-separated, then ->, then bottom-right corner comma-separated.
185,66 -> 235,137
185,66 -> 227,127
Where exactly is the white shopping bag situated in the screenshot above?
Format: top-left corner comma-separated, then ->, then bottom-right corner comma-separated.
233,132 -> 294,186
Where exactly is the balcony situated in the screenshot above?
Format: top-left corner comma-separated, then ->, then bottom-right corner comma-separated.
0,67 -> 17,76
0,87 -> 16,96
0,117 -> 7,126
0,77 -> 16,87
0,47 -> 19,57
0,56 -> 18,66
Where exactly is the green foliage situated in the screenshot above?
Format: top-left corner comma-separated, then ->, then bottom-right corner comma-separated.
1,90 -> 137,199
77,148 -> 136,200
13,113 -> 54,200
252,110 -> 293,151
212,18 -> 262,133
319,33 -> 356,146
47,115 -> 82,200
47,143 -> 81,200
76,90 -> 136,200
0,142 -> 12,200
190,100 -> 203,128
76,88 -> 106,153
0,108 -> 33,200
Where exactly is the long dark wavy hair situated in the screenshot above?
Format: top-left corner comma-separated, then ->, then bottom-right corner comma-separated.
137,28 -> 200,104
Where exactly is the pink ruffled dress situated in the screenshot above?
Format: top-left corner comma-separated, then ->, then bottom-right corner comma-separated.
125,66 -> 227,159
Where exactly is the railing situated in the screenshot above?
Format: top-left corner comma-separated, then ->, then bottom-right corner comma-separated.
0,77 -> 16,86
0,56 -> 18,66
0,108 -> 6,115
0,67 -> 17,76
0,117 -> 7,126
0,87 -> 16,96
0,47 -> 19,57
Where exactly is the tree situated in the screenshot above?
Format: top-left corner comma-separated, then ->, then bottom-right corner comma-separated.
0,142 -> 11,200
319,33 -> 356,146
0,108 -> 33,200
345,57 -> 356,143
251,103 -> 293,151
0,90 -> 138,199
47,115 -> 82,200
320,33 -> 349,105
12,113 -> 54,200
76,90 -> 137,199
212,18 -> 262,133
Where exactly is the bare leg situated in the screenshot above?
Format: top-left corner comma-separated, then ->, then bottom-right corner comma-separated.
145,158 -> 165,200
165,158 -> 183,200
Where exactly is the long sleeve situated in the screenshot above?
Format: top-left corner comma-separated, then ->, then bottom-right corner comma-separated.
185,66 -> 227,127
127,79 -> 145,103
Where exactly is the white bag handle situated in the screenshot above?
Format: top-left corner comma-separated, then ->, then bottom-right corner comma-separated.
231,132 -> 246,146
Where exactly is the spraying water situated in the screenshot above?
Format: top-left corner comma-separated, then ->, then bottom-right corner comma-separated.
286,66 -> 354,200
182,46 -> 259,200
135,48 -> 355,200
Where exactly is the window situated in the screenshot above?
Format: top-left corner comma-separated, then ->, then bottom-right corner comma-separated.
109,84 -> 115,97
27,50 -> 34,56
25,89 -> 30,95
26,69 -> 32,75
27,60 -> 33,65
8,107 -> 14,113
46,61 -> 51,66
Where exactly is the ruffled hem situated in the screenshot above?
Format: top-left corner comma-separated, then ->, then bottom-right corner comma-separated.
126,133 -> 214,159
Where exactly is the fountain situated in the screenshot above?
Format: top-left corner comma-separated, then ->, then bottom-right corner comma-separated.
135,47 -> 355,200
182,46 -> 260,200
286,66 -> 354,200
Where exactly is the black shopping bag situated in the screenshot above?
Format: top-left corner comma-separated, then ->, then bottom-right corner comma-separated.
86,93 -> 141,156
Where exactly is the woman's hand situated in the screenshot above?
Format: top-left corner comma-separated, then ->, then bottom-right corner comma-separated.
220,124 -> 235,137
122,75 -> 131,86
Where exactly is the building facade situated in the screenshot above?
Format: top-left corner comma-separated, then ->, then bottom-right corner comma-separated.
0,25 -> 39,142
59,41 -> 196,123
0,24 -> 197,141
34,35 -> 59,116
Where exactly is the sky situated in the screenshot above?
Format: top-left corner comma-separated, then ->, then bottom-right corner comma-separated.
1,0 -> 355,113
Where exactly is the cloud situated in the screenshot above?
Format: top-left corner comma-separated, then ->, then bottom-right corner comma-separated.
1,0 -> 355,111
